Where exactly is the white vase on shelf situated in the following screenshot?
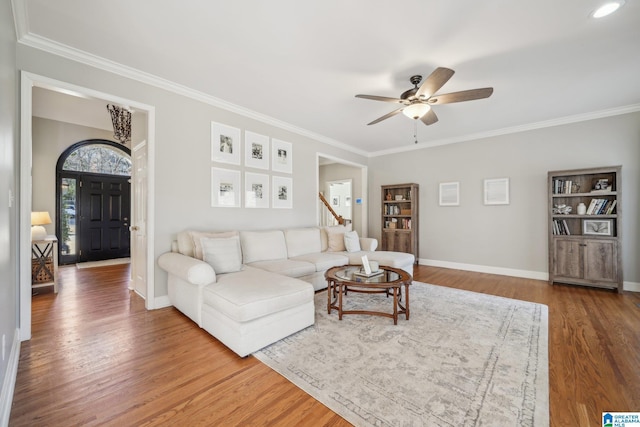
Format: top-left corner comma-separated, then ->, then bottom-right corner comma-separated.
577,203 -> 587,215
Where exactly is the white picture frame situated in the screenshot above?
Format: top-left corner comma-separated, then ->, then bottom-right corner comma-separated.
272,175 -> 293,209
211,122 -> 241,165
484,178 -> 510,205
244,172 -> 270,208
439,182 -> 460,206
211,167 -> 241,207
244,131 -> 269,170
583,219 -> 613,236
271,139 -> 293,174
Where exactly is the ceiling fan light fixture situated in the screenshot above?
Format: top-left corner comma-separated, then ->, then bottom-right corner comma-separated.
402,103 -> 431,120
592,1 -> 624,18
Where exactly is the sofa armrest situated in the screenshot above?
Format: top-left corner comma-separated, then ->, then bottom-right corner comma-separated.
158,252 -> 216,286
359,237 -> 378,251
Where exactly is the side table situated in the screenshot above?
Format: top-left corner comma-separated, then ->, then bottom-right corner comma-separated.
32,235 -> 58,293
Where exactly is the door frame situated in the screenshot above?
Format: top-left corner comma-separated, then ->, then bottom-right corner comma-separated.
19,71 -> 157,340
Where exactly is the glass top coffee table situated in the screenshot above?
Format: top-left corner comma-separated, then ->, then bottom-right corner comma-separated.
324,265 -> 412,325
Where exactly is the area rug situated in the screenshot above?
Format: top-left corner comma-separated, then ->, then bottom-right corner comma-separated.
254,282 -> 549,427
76,257 -> 130,269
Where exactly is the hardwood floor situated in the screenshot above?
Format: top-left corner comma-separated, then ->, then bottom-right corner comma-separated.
10,264 -> 640,426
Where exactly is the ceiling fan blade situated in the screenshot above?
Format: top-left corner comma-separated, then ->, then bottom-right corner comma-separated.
428,88 -> 494,105
415,67 -> 455,99
420,108 -> 439,126
367,107 -> 404,125
356,94 -> 405,104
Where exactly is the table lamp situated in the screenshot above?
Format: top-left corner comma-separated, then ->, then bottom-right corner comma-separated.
31,211 -> 52,240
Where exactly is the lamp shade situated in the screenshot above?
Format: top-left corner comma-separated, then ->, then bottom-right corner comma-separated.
402,103 -> 431,120
31,211 -> 52,226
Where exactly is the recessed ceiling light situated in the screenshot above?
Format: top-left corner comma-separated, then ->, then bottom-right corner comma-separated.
592,1 -> 625,18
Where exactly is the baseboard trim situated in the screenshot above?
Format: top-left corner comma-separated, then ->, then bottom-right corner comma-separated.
0,329 -> 21,427
420,259 -> 639,292
624,281 -> 640,293
154,295 -> 172,309
419,259 -> 549,281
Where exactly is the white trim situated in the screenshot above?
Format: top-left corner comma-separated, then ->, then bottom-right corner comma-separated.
0,329 -> 21,426
370,103 -> 640,157
154,295 -> 172,309
20,72 -> 158,342
421,258 -> 639,292
624,281 -> 640,293
420,258 -> 549,281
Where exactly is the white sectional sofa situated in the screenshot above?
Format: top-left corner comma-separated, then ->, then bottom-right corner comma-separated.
158,225 -> 414,357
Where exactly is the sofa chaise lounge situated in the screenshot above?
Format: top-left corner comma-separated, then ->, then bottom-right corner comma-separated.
158,225 -> 415,356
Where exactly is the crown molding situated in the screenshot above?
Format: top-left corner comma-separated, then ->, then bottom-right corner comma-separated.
369,103 -> 640,158
16,30 -> 369,158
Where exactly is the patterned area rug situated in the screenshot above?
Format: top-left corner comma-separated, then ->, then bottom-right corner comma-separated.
254,282 -> 549,427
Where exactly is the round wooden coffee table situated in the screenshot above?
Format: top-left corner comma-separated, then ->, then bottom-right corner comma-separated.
325,265 -> 412,325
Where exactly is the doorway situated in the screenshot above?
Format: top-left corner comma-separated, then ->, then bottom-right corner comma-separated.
57,140 -> 132,264
20,72 -> 156,341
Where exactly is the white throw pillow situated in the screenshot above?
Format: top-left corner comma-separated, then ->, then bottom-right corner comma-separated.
328,232 -> 347,252
190,230 -> 238,260
200,235 -> 243,274
322,224 -> 353,252
344,231 -> 361,252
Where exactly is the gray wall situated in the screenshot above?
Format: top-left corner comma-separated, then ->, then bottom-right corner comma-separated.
17,44 -> 368,299
0,0 -> 18,410
369,112 -> 640,286
32,117 -> 117,236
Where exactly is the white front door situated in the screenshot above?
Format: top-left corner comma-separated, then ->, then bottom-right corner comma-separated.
131,141 -> 148,298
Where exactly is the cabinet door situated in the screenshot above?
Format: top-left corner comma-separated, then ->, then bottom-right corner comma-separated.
394,230 -> 413,254
553,238 -> 582,279
584,240 -> 618,283
382,230 -> 395,251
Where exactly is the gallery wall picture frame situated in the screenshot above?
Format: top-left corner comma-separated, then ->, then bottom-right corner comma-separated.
211,121 -> 241,165
211,167 -> 241,208
271,139 -> 293,174
244,131 -> 269,170
439,182 -> 460,206
272,175 -> 293,209
484,178 -> 510,205
583,219 -> 613,236
332,196 -> 340,206
244,172 -> 270,208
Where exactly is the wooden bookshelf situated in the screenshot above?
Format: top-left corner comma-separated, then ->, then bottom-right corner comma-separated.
381,183 -> 419,263
548,166 -> 622,292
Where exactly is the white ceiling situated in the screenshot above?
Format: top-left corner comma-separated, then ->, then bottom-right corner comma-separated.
17,0 -> 640,155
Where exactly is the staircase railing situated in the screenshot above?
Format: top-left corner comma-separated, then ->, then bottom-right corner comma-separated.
319,192 -> 344,225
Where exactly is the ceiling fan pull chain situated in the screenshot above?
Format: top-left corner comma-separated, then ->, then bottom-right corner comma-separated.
414,119 -> 418,144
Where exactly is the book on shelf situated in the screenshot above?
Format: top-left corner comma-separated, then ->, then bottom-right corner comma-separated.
552,219 -> 571,235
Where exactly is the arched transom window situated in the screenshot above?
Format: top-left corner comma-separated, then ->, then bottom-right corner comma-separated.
62,143 -> 132,176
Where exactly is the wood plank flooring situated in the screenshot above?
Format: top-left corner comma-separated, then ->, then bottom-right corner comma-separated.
10,264 -> 640,426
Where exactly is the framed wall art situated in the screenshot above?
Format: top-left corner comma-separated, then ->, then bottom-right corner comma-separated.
211,167 -> 241,207
271,139 -> 293,174
211,121 -> 241,165
439,182 -> 460,206
244,172 -> 270,208
272,175 -> 293,209
583,219 -> 612,236
484,178 -> 510,205
244,131 -> 269,170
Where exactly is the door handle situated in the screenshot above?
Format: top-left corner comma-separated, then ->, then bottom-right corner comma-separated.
130,226 -> 139,231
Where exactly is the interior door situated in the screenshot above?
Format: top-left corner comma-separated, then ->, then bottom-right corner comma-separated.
131,142 -> 147,297
78,174 -> 131,261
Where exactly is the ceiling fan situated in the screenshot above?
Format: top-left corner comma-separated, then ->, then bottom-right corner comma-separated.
355,67 -> 493,126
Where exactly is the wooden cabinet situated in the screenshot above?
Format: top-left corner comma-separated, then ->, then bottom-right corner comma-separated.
548,166 -> 622,292
381,183 -> 418,262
